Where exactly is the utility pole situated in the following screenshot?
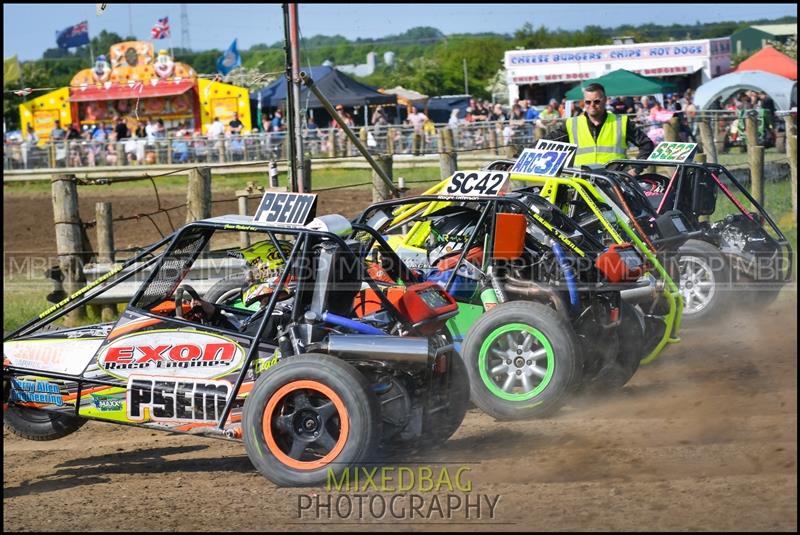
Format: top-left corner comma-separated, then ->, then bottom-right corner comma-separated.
180,4 -> 191,51
282,3 -> 304,192
288,3 -> 305,193
463,58 -> 469,95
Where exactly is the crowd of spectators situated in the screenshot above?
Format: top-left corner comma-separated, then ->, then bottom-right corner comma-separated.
5,86 -> 783,170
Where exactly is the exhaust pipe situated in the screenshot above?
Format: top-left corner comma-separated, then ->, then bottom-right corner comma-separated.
621,276 -> 663,304
504,274 -> 567,316
324,335 -> 442,366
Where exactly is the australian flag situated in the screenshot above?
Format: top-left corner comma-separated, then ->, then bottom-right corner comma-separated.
56,21 -> 90,49
151,17 -> 171,40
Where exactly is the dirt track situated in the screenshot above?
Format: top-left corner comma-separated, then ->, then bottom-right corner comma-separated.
3,188 -> 798,531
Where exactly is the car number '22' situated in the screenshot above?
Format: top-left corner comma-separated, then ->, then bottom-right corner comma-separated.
445,171 -> 509,196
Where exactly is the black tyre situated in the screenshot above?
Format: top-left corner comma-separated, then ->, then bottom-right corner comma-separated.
418,348 -> 471,448
4,405 -> 87,441
204,272 -> 247,305
676,239 -> 731,324
462,301 -> 580,420
242,353 -> 380,487
585,302 -> 644,393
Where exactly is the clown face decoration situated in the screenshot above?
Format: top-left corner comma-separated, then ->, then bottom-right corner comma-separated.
154,49 -> 175,79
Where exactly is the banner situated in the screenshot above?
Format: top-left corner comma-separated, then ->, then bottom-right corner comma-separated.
4,55 -> 21,86
216,39 -> 241,76
56,20 -> 90,49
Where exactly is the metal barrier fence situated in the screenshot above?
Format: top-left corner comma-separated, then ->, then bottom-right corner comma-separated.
3,110 -> 791,171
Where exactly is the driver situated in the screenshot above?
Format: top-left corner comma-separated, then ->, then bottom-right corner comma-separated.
183,239 -> 294,327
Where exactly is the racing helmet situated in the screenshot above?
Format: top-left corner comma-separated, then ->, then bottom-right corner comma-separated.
229,239 -> 294,306
426,206 -> 482,266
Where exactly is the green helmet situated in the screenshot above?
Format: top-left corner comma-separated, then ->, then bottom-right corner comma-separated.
231,239 -> 294,306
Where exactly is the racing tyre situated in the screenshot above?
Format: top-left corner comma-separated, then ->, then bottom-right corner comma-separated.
676,239 -> 731,324
4,405 -> 87,441
242,353 -> 380,487
585,302 -> 645,393
462,301 -> 579,420
204,273 -> 247,307
734,274 -> 783,311
418,348 -> 471,448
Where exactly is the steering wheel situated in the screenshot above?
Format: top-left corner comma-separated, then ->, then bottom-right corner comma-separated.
175,284 -> 202,320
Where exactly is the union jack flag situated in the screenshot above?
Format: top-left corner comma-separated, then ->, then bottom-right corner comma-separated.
151,17 -> 170,40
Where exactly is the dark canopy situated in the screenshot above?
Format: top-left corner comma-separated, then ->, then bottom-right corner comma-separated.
253,66 -> 397,109
421,95 -> 472,123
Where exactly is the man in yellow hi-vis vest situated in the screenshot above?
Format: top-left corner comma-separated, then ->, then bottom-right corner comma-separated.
544,83 -> 654,173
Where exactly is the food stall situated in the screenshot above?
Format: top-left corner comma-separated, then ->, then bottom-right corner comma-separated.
20,40 -> 251,142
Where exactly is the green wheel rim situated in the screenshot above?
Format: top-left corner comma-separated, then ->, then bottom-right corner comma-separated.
478,323 -> 555,401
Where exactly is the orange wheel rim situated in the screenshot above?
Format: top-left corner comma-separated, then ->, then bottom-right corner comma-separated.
262,380 -> 350,471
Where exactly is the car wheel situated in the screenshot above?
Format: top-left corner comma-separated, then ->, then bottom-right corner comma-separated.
204,273 -> 247,307
677,239 -> 731,324
242,353 -> 380,487
4,405 -> 87,441
418,347 -> 471,448
585,301 -> 644,393
462,301 -> 580,420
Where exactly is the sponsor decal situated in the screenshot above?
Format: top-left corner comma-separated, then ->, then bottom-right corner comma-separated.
98,330 -> 245,380
127,375 -> 230,423
254,349 -> 280,375
443,171 -> 509,196
3,338 -> 104,376
647,142 -> 697,162
253,192 -> 317,226
10,379 -> 64,406
511,147 -> 574,177
91,393 -> 124,412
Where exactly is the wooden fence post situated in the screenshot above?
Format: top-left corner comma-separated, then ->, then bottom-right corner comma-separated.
715,114 -> 727,155
386,127 -> 395,155
327,129 -> 337,158
749,145 -> 765,209
785,114 -> 796,159
744,112 -> 758,153
663,117 -> 679,142
95,202 -> 117,322
236,191 -> 251,248
51,174 -> 86,326
412,132 -> 423,156
186,167 -> 212,223
698,119 -> 717,164
789,133 -> 797,227
372,154 -> 393,202
302,153 -> 312,193
439,151 -> 458,180
489,126 -> 498,155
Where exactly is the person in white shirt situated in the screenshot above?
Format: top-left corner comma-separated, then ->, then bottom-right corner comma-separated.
208,117 -> 225,139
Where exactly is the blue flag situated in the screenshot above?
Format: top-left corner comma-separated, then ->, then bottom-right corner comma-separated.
56,20 -> 90,49
216,39 -> 241,75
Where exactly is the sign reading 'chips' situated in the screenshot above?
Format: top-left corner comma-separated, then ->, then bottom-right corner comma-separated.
253,192 -> 317,226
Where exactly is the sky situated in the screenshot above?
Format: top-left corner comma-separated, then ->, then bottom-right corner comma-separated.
3,3 -> 797,62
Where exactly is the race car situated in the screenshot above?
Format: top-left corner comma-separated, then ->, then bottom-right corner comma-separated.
3,192 -> 470,487
353,167 -> 674,421
603,141 -> 792,322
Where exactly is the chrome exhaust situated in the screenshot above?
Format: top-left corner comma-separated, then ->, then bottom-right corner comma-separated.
324,335 -> 436,366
